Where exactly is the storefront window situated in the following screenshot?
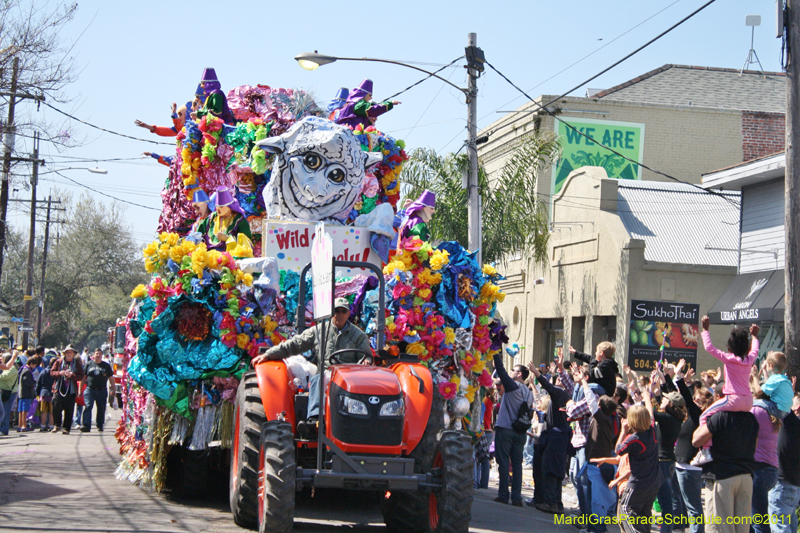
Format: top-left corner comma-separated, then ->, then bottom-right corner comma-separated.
757,321 -> 785,365
543,319 -> 564,365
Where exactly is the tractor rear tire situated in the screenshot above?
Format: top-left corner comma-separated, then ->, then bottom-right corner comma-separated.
429,430 -> 473,533
381,381 -> 444,533
230,370 -> 266,529
258,420 -> 295,533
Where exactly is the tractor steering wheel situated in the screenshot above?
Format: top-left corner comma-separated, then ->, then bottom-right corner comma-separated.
329,348 -> 373,366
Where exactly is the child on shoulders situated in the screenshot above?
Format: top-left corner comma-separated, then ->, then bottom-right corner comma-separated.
691,316 -> 759,466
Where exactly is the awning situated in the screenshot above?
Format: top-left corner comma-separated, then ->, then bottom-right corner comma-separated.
707,270 -> 784,324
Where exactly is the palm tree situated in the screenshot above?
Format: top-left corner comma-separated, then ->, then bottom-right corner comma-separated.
400,131 -> 560,267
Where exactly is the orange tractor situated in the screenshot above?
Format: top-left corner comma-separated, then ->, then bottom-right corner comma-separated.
229,260 -> 474,533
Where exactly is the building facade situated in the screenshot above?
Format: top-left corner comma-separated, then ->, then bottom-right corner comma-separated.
704,152 -> 787,359
498,166 -> 740,372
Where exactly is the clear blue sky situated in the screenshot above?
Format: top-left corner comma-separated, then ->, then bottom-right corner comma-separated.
8,0 -> 784,244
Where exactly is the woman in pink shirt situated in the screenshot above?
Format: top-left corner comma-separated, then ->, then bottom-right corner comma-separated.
691,316 -> 759,466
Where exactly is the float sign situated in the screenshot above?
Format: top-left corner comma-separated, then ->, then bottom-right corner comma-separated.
311,223 -> 333,321
627,299 -> 700,371
263,219 -> 378,277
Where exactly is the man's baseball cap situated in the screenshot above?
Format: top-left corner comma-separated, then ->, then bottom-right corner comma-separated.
334,297 -> 350,310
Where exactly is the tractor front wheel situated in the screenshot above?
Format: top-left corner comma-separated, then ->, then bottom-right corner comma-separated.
257,420 -> 295,533
428,430 -> 473,533
230,370 -> 266,529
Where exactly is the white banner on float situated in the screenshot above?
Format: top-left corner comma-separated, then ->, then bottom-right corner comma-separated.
262,219 -> 378,276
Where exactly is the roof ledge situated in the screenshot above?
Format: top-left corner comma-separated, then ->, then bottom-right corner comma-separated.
702,152 -> 785,190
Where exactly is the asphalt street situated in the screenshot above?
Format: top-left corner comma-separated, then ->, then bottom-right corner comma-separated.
0,411 -> 570,533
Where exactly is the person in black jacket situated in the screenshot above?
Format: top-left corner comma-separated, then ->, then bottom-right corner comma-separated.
669,360 -> 713,533
650,369 -> 687,533
16,355 -> 38,432
528,358 -> 573,514
570,342 -> 619,397
36,353 -> 56,432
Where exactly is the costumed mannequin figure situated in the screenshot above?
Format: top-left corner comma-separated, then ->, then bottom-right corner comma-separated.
142,151 -> 173,167
134,101 -> 191,137
327,87 -> 349,122
195,68 -> 235,125
335,79 -> 400,129
399,190 -> 435,241
189,189 -> 215,233
198,189 -> 252,252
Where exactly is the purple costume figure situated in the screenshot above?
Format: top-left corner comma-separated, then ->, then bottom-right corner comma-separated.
189,189 -> 215,233
327,87 -> 349,122
400,190 -> 435,241
197,189 -> 252,251
196,68 -> 236,125
335,79 -> 400,129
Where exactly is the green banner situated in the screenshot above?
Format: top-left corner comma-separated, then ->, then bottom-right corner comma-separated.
552,118 -> 645,195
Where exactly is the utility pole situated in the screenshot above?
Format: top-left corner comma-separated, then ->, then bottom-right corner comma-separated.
466,32 -> 483,266
0,57 -> 19,284
786,0 -> 800,379
21,132 -> 39,350
36,195 -> 52,341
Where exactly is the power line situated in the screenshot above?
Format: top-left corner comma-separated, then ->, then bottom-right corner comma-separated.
52,170 -> 161,211
485,58 -> 738,207
485,0 -> 717,138
478,0 -> 685,123
404,62 -> 461,142
41,101 -> 175,146
383,56 -> 465,102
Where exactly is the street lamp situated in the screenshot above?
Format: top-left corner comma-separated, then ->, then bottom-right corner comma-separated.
294,52 -> 469,96
294,33 -> 486,264
40,166 -> 108,175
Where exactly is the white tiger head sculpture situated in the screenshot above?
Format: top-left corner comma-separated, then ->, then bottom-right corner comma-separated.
256,116 -> 382,222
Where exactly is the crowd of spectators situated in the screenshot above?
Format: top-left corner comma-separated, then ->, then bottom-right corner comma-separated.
0,344 -> 116,436
478,317 -> 800,533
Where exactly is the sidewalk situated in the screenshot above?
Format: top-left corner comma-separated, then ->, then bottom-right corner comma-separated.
0,410 -> 236,533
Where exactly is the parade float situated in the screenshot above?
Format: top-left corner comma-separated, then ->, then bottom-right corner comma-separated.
115,70 -> 506,508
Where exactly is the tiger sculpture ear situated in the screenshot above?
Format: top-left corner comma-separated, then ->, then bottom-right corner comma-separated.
364,151 -> 383,169
255,135 -> 285,155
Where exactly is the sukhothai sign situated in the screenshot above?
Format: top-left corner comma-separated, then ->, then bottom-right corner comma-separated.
628,299 -> 700,371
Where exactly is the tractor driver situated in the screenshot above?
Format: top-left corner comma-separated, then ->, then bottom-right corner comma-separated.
251,297 -> 372,431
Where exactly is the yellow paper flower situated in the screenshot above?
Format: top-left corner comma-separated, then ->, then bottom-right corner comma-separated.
444,327 -> 455,345
449,374 -> 460,388
465,384 -> 479,403
207,250 -> 223,268
191,244 -> 209,276
418,288 -> 432,300
429,250 -> 450,271
236,333 -> 250,350
243,273 -> 254,287
406,342 -> 425,355
383,259 -> 406,275
158,243 -> 170,261
130,284 -> 147,299
471,359 -> 486,374
262,315 -> 278,334
144,257 -> 158,273
398,251 -> 415,270
143,240 -> 158,258
169,243 -> 187,264
482,264 -> 498,277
